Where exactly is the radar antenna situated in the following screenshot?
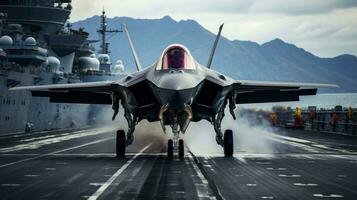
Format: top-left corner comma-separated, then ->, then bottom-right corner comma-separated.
97,9 -> 122,54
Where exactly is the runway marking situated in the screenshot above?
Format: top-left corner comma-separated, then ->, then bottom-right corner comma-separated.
246,183 -> 257,187
187,156 -> 208,185
89,183 -> 104,187
266,167 -> 286,171
293,183 -> 318,186
270,134 -> 355,154
0,137 -> 112,168
337,175 -> 347,178
0,128 -> 113,153
313,194 -> 344,198
87,144 -> 152,200
24,174 -> 40,177
278,174 -> 301,178
56,162 -> 68,165
256,162 -> 272,165
264,135 -> 321,153
104,167 -> 121,170
261,196 -> 274,199
45,168 -> 56,171
186,155 -> 214,199
1,184 -> 20,187
0,154 -> 40,156
188,153 -> 224,200
20,134 -> 58,142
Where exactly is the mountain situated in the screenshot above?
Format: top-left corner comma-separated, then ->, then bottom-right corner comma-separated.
72,15 -> 357,93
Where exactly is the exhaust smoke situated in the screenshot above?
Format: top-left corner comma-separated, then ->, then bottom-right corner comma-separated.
93,107 -> 276,155
184,109 -> 276,155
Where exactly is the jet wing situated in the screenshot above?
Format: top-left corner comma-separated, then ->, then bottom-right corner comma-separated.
10,81 -> 120,104
234,80 -> 338,104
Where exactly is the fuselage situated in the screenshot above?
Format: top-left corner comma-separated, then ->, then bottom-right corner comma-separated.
118,44 -> 236,125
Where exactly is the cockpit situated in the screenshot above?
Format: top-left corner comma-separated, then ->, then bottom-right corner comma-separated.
157,44 -> 196,70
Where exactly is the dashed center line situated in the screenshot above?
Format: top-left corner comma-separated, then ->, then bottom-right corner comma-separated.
56,162 -> 69,165
278,174 -> 301,178
313,194 -> 344,198
293,183 -> 318,186
24,174 -> 40,177
1,184 -> 20,187
266,167 -> 286,171
261,196 -> 274,199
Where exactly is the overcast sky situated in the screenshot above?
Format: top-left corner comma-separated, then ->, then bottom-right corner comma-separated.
70,0 -> 357,58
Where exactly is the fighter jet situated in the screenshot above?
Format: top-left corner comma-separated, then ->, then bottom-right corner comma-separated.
11,24 -> 337,158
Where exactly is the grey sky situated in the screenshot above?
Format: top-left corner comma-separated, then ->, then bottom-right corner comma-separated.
70,0 -> 357,57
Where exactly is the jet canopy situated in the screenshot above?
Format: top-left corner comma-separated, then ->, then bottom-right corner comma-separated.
157,44 -> 196,70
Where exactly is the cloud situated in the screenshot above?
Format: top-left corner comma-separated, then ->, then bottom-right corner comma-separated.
69,0 -> 357,57
250,0 -> 357,15
70,0 -> 357,20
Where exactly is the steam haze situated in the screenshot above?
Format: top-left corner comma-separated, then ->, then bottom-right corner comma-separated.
95,107 -> 277,155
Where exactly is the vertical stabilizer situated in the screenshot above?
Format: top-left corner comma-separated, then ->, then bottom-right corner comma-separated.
207,23 -> 224,69
123,24 -> 142,71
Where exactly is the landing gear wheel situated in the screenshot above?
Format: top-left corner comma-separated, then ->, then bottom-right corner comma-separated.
224,129 -> 233,157
116,130 -> 126,158
179,139 -> 184,158
167,139 -> 173,158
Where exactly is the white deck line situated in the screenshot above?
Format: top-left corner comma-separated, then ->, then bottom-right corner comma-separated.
0,137 -> 112,168
88,144 -> 152,200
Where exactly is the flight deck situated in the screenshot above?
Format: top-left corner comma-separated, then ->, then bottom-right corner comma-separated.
0,125 -> 356,200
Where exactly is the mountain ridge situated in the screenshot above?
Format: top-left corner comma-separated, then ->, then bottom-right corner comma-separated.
72,15 -> 357,92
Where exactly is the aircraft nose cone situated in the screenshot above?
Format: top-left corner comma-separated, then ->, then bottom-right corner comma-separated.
158,71 -> 198,90
153,71 -> 202,109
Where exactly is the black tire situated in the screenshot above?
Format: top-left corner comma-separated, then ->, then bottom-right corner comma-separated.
167,139 -> 173,158
179,139 -> 184,158
224,129 -> 233,157
116,130 -> 126,158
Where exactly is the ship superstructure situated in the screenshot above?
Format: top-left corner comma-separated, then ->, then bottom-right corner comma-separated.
80,9 -> 126,124
0,0 -> 124,134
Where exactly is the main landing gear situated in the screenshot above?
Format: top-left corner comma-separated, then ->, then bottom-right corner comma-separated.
212,109 -> 234,157
116,130 -> 126,157
115,108 -> 138,158
224,130 -> 233,157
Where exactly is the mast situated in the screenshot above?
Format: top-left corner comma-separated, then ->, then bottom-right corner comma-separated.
97,9 -> 121,55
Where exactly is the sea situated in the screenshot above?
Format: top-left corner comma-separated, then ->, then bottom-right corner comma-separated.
240,93 -> 357,110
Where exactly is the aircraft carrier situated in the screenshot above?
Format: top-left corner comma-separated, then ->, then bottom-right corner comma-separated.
1,1 -> 357,200
0,120 -> 356,200
0,0 -> 124,135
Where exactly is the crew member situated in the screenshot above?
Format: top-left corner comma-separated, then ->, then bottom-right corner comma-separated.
270,112 -> 277,126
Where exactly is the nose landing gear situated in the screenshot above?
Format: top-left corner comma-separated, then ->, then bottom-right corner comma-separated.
167,119 -> 185,158
167,139 -> 184,159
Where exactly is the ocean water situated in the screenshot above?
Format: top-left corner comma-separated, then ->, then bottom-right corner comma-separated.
240,93 -> 357,110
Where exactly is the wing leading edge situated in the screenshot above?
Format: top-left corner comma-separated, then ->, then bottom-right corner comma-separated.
234,80 -> 338,104
9,81 -> 119,105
